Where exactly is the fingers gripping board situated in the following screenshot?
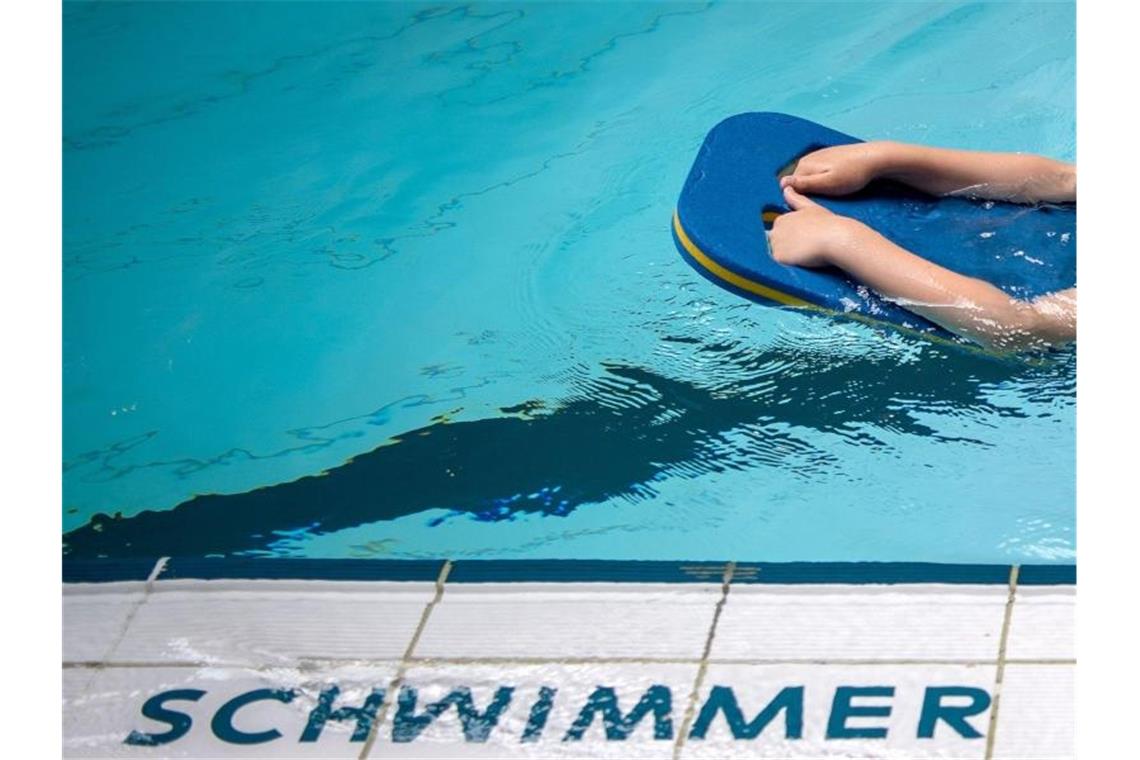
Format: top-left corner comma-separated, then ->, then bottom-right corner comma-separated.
672,113 -> 1076,337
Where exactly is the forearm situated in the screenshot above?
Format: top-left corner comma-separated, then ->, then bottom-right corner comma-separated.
828,223 -> 1075,351
871,142 -> 1076,204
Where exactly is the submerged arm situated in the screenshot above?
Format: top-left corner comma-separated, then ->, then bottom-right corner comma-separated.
827,224 -> 1075,351
769,187 -> 1076,352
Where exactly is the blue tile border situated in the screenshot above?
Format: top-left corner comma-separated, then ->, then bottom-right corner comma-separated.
161,557 -> 444,582
62,558 -> 1076,586
731,561 -> 1013,585
1017,564 -> 1077,586
62,558 -> 159,583
447,559 -> 729,584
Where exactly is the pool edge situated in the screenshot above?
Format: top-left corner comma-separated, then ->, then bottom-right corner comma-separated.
62,557 -> 1076,585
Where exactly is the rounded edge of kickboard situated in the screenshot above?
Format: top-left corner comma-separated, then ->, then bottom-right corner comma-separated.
671,210 -> 814,309
670,210 -> 1003,356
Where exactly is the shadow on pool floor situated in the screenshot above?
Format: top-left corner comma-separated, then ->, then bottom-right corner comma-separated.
63,344 -> 1071,559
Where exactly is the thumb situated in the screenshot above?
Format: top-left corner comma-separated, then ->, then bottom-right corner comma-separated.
783,185 -> 821,211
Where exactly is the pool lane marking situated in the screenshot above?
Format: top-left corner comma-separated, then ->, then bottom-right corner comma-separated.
673,561 -> 735,760
359,558 -> 452,760
985,564 -> 1020,760
76,556 -> 169,700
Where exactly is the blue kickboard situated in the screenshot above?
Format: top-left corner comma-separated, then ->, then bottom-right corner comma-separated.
673,112 -> 1076,336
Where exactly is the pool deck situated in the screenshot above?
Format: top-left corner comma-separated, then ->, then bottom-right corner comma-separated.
63,559 -> 1074,758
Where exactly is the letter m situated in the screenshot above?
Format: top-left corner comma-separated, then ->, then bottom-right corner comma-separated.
689,686 -> 804,740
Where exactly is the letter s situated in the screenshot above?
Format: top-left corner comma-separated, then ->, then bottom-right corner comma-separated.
124,689 -> 207,746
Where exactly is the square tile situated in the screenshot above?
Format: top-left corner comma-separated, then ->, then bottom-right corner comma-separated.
990,665 -> 1073,759
63,664 -> 397,758
711,585 -> 1008,662
372,661 -> 700,758
111,580 -> 436,666
1006,587 -> 1074,661
64,583 -> 148,663
64,665 -> 105,733
681,663 -> 995,759
416,583 -> 723,660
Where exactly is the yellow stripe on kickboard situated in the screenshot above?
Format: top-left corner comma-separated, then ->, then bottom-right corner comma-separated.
671,211 -> 814,308
671,209 -> 1006,358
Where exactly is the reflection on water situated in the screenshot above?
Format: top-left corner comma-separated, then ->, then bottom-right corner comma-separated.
65,339 -> 1072,559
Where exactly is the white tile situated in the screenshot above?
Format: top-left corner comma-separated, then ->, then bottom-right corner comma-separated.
373,661 -> 699,758
680,662 -> 994,759
64,666 -> 90,700
990,665 -> 1073,759
64,583 -> 147,663
711,585 -> 1008,662
64,666 -> 103,730
111,580 -> 435,666
63,664 -> 398,758
1006,587 -> 1074,661
416,583 -> 723,660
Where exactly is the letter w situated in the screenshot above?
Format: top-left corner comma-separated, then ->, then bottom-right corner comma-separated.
392,686 -> 515,743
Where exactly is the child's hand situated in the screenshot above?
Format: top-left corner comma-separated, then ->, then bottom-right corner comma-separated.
780,142 -> 889,196
768,186 -> 865,268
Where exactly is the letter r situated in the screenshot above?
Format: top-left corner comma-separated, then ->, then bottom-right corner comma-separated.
918,686 -> 991,739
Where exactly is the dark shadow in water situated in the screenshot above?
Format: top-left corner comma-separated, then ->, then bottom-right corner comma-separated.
63,344 -> 1073,559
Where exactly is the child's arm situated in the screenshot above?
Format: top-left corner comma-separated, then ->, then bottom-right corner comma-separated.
782,141 -> 1076,204
769,187 -> 1076,351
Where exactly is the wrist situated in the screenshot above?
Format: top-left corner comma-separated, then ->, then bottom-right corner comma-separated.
875,141 -> 946,186
1058,162 -> 1076,202
865,141 -> 907,179
823,217 -> 875,265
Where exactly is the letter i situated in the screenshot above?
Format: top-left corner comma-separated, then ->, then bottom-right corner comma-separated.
520,687 -> 557,743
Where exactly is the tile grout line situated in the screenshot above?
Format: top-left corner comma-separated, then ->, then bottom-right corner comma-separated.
77,557 -> 169,698
358,559 -> 452,760
985,564 -> 1019,760
672,561 -> 735,760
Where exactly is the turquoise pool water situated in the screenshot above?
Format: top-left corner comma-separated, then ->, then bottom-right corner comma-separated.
63,1 -> 1075,563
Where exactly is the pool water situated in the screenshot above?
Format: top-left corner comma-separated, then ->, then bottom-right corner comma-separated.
63,1 -> 1075,563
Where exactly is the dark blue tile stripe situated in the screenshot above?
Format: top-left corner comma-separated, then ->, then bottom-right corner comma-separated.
60,558 -> 1076,585
62,558 -> 158,583
161,558 -> 444,582
730,562 -> 1013,585
1018,564 -> 1077,585
447,559 -> 730,584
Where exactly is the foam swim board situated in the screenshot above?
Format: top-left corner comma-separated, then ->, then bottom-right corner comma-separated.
672,112 -> 1076,338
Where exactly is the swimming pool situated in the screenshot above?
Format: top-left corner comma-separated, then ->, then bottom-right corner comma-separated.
63,0 -> 1075,563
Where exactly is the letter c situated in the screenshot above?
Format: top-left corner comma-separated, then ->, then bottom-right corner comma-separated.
210,688 -> 295,745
